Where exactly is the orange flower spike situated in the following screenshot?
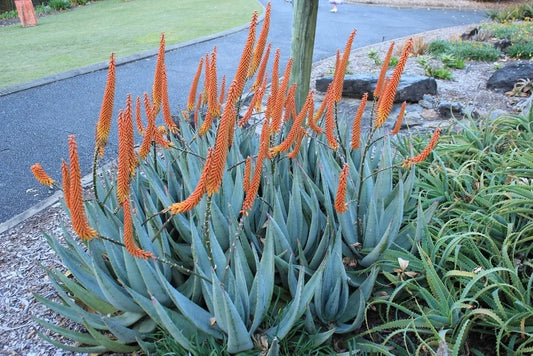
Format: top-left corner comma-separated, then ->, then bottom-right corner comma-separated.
308,94 -> 323,134
61,160 -> 71,210
239,89 -> 260,127
334,29 -> 357,102
152,120 -> 173,149
219,75 -> 226,106
139,93 -> 156,160
248,2 -> 271,79
123,199 -> 154,260
325,88 -> 339,150
251,43 -> 271,91
254,75 -> 268,112
377,38 -> 413,126
161,64 -> 179,134
31,163 -> 55,187
312,87 -> 329,125
135,96 -> 145,135
202,53 -> 210,105
68,135 -> 97,240
95,53 -> 116,157
351,92 -> 368,149
403,127 -> 441,168
228,11 -> 257,105
335,163 -> 349,214
287,128 -> 305,159
241,118 -> 270,214
270,49 -> 280,104
205,102 -> 237,195
374,41 -> 395,99
283,84 -> 297,124
123,95 -> 137,175
208,48 -> 220,118
199,111 -> 214,136
116,110 -> 131,205
169,149 -> 212,214
271,58 -> 293,132
152,33 -> 166,114
194,93 -> 202,127
391,101 -> 406,135
243,156 -> 252,192
270,91 -> 312,155
187,57 -> 204,111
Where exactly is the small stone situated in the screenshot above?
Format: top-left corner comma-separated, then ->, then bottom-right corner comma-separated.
438,101 -> 464,119
421,108 -> 440,121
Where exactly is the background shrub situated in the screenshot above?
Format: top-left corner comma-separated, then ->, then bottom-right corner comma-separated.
507,41 -> 533,58
47,0 -> 71,10
428,39 -> 502,61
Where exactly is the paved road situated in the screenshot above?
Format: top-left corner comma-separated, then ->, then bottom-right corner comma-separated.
0,0 -> 484,224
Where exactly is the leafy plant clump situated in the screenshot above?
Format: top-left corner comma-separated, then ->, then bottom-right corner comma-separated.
416,55 -> 453,80
29,5 -> 442,355
428,39 -> 502,61
486,1 -> 533,22
507,40 -> 533,59
354,108 -> 533,354
48,0 -> 72,11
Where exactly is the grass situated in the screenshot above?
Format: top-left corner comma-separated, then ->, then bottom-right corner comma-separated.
0,0 -> 262,89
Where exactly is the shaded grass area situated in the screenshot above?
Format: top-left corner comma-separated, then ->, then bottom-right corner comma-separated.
0,0 -> 262,88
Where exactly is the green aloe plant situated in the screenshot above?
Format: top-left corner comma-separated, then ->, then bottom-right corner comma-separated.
29,7 -> 436,354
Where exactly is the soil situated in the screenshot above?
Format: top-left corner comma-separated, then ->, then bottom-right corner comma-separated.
1,1 -> 531,355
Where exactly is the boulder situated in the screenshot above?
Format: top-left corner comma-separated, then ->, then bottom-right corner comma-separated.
487,61 -> 533,93
315,74 -> 437,103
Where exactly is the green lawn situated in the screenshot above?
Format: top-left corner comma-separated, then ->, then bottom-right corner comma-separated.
0,0 -> 262,89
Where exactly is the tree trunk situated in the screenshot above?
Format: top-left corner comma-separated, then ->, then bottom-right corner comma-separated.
289,0 -> 319,112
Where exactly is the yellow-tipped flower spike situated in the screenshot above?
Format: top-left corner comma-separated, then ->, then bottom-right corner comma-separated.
68,135 -> 98,241
403,127 -> 441,168
30,163 -> 55,187
334,163 -> 349,214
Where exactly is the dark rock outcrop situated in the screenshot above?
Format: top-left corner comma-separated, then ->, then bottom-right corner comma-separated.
315,74 -> 437,103
487,61 -> 533,93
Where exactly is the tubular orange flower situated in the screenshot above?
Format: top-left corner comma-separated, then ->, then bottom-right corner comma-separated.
187,57 -> 204,111
248,2 -> 271,78
68,135 -> 97,240
403,127 -> 441,168
333,29 -> 357,103
243,156 -> 252,192
168,149 -> 213,214
95,53 -> 116,157
205,101 -> 237,195
123,199 -> 154,260
61,160 -> 71,210
373,41 -> 395,99
287,128 -> 305,159
391,101 -> 406,135
161,64 -> 179,133
351,92 -> 368,149
325,87 -> 339,150
229,11 -> 257,104
377,38 -> 413,126
139,93 -> 172,160
152,33 -> 166,114
241,117 -> 270,214
271,58 -> 293,132
219,75 -> 226,106
31,163 -> 54,187
270,91 -> 312,155
135,96 -> 145,135
251,43 -> 271,92
335,163 -> 349,214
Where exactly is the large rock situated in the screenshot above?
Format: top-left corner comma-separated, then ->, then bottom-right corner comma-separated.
487,61 -> 533,93
315,74 -> 437,103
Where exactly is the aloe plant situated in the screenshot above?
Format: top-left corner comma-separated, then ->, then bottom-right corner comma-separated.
30,5 -> 437,354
